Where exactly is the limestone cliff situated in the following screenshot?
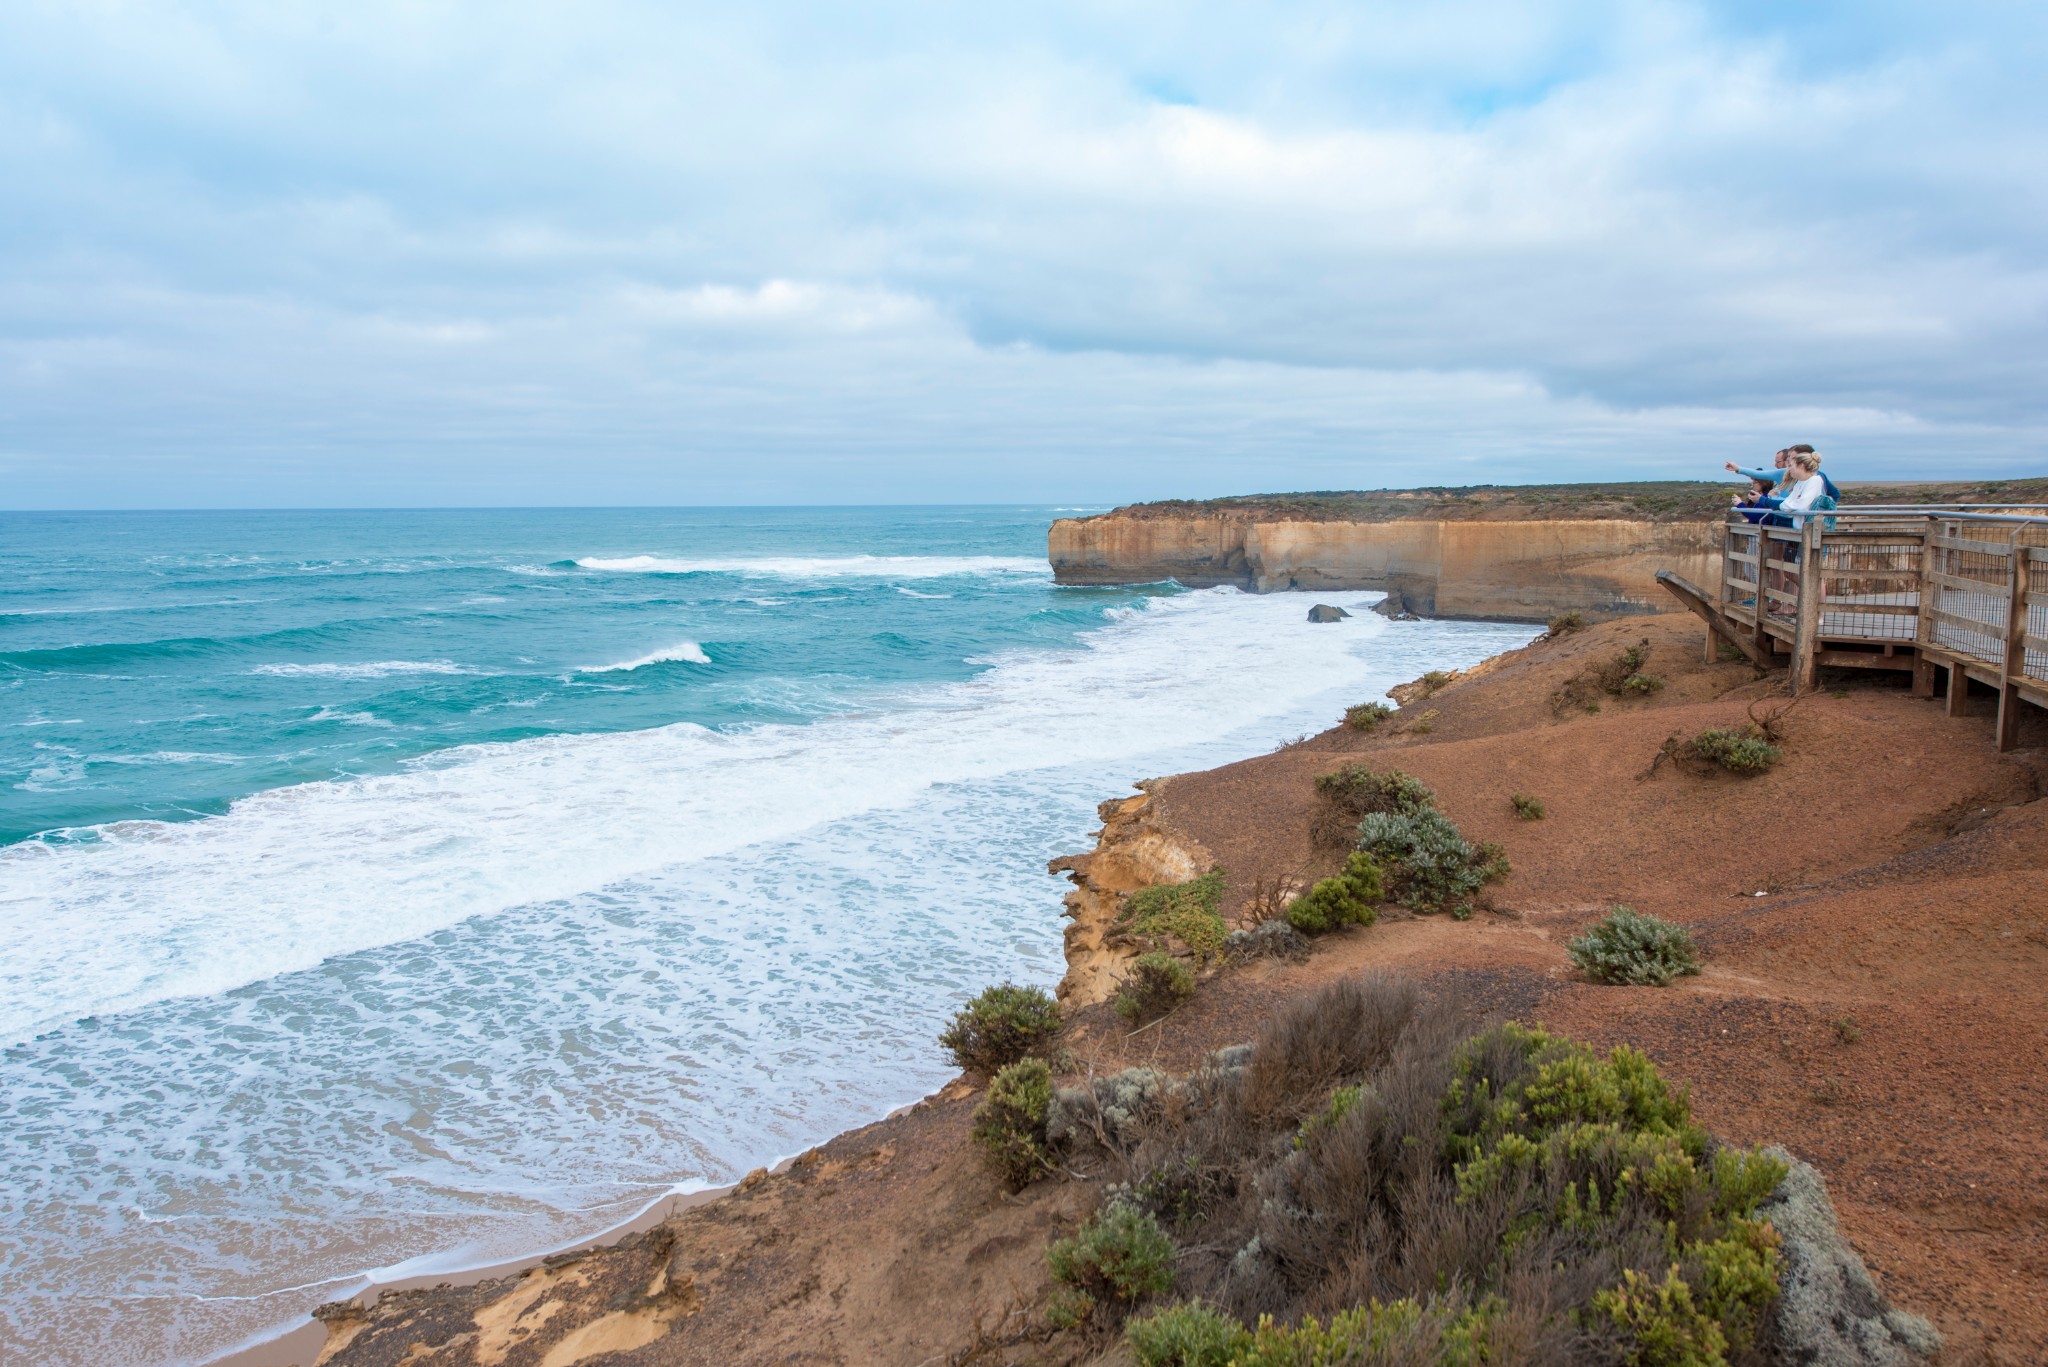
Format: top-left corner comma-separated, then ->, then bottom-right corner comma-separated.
1048,513 -> 1718,621
1047,781 -> 1214,1006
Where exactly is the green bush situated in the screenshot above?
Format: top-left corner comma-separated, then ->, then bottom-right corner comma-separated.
970,1057 -> 1056,1189
1126,1300 -> 1251,1366
1310,764 -> 1435,848
1510,792 -> 1545,820
1116,952 -> 1196,1024
1124,871 -> 1229,963
1568,907 -> 1703,986
1546,610 -> 1586,636
1355,808 -> 1508,920
1285,852 -> 1382,934
1690,726 -> 1782,774
1343,701 -> 1393,731
938,983 -> 1061,1074
1622,672 -> 1664,695
1048,1203 -> 1175,1307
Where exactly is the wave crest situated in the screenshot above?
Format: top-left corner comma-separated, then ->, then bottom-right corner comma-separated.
575,642 -> 712,673
572,554 -> 1045,579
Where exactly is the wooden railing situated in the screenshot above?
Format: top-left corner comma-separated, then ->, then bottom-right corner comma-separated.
1701,506 -> 2048,750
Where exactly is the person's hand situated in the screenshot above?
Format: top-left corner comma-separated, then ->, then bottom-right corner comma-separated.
1723,461 -> 1740,473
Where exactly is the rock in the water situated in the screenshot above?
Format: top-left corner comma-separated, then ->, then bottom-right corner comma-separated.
1307,603 -> 1351,623
1759,1147 -> 1941,1365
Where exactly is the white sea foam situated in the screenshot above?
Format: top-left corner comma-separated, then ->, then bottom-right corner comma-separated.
249,660 -> 471,679
573,553 -> 1047,579
0,590 -> 1498,1045
575,641 -> 712,673
896,588 -> 952,599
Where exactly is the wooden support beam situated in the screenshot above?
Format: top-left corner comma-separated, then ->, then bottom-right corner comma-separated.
1947,662 -> 1970,717
1997,546 -> 2029,751
1914,528 -> 1941,699
1792,521 -> 1822,694
1655,571 -> 1770,669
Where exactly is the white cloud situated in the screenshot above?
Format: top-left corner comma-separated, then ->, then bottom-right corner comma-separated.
0,1 -> 2043,505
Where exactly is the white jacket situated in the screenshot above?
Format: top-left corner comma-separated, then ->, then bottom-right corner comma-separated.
1778,474 -> 1828,523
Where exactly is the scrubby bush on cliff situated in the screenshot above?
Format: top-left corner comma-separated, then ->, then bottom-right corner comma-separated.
1122,871 -> 1228,964
1284,851 -> 1382,934
1116,952 -> 1196,1024
1569,906 -> 1703,986
1687,725 -> 1783,774
939,983 -> 1061,1075
1510,792 -> 1545,820
1552,637 -> 1664,713
1343,701 -> 1392,731
971,1057 -> 1057,1190
1545,610 -> 1586,636
1309,764 -> 1433,847
1047,1201 -> 1175,1325
1354,807 -> 1508,920
1054,978 -> 1792,1367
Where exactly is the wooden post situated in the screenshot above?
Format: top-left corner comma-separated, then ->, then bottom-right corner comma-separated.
1705,516 -> 1728,663
1911,519 -> 1938,698
1948,661 -> 1970,717
1996,538 -> 2029,751
1792,519 -> 1822,694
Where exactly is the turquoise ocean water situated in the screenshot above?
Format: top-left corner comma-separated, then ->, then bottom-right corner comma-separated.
0,507 -> 1536,1365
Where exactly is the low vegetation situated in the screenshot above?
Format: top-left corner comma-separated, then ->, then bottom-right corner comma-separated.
1409,707 -> 1441,734
1552,637 -> 1665,714
1284,851 -> 1382,934
1568,906 -> 1703,986
1689,726 -> 1784,774
1036,975 -> 1789,1366
1116,951 -> 1196,1024
938,983 -> 1062,1075
1343,701 -> 1393,731
1310,764 -> 1508,918
1122,871 -> 1229,964
970,1056 -> 1056,1189
1545,609 -> 1586,636
1047,1202 -> 1176,1329
1510,792 -> 1546,820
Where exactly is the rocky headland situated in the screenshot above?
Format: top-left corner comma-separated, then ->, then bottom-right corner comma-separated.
295,609 -> 2048,1367
1049,479 -> 2048,620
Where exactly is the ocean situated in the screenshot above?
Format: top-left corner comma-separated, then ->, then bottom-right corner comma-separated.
0,507 -> 1537,1365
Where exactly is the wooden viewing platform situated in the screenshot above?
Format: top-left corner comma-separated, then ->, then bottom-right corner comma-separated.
1658,505 -> 2048,751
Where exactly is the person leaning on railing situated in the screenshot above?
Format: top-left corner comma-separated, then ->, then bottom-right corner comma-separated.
1753,451 -> 1836,615
1724,444 -> 1841,503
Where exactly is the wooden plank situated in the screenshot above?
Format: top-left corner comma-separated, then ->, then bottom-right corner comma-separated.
1925,569 -> 2013,593
1812,650 -> 1915,671
1914,530 -> 1940,698
1933,532 -> 2021,557
1655,571 -> 1771,669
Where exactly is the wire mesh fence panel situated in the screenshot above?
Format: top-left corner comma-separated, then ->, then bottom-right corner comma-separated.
2026,552 -> 2048,684
1722,520 -> 1764,622
1926,525 -> 2014,665
1812,533 -> 1922,641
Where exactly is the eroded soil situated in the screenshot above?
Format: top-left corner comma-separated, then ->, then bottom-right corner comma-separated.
314,615 -> 2048,1367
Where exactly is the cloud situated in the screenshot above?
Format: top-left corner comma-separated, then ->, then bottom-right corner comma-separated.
0,1 -> 2043,505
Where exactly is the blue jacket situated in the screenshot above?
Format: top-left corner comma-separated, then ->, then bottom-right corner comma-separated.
1735,466 -> 1840,501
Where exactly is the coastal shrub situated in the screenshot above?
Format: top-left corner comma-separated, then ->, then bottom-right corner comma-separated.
1123,871 -> 1229,964
1552,637 -> 1662,714
1343,701 -> 1393,731
1409,707 -> 1441,735
1309,764 -> 1433,847
1284,851 -> 1382,934
1069,983 -> 1791,1367
1510,792 -> 1546,820
1417,669 -> 1455,698
1048,1203 -> 1175,1309
1546,610 -> 1586,636
1116,952 -> 1196,1024
1126,1300 -> 1251,1366
1568,906 -> 1702,986
1689,726 -> 1783,774
1354,808 -> 1508,920
938,983 -> 1061,1075
970,1057 -> 1056,1189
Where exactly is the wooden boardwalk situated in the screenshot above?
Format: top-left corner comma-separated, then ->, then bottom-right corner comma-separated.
1659,506 -> 2048,750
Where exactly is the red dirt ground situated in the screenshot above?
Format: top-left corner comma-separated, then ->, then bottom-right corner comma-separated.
313,615 -> 2048,1367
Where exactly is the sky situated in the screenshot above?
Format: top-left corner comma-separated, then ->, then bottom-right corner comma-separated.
1,1 -> 2044,508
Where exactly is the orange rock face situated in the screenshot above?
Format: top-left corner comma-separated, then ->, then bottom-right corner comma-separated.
1048,514 -> 1719,620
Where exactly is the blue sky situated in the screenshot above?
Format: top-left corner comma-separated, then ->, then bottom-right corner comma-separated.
1,1 -> 2044,507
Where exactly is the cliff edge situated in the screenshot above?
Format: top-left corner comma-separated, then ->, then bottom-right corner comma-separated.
1049,478 -> 2048,621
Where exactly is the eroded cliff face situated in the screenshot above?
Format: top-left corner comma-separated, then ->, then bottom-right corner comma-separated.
1048,515 -> 1718,621
1047,782 -> 1214,1006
